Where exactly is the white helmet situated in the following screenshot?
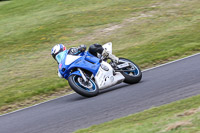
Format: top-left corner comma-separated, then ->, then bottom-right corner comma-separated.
51,44 -> 66,60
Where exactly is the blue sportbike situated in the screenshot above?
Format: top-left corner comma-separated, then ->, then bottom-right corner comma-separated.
57,42 -> 142,97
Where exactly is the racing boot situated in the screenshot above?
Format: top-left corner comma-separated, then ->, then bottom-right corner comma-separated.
102,49 -> 119,63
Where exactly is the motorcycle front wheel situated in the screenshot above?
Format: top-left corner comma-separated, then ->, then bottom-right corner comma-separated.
118,58 -> 142,84
68,75 -> 99,97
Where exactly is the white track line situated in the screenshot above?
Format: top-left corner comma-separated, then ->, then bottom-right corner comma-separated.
142,53 -> 200,72
1,52 -> 200,117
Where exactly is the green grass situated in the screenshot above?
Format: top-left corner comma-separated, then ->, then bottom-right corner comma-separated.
0,0 -> 200,110
75,94 -> 200,133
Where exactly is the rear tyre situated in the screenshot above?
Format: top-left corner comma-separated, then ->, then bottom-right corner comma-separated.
68,75 -> 99,97
119,58 -> 142,84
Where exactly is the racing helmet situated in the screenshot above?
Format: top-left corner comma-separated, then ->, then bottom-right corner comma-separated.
51,44 -> 66,61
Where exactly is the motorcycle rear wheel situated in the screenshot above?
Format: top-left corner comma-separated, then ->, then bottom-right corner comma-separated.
118,58 -> 142,84
68,75 -> 99,97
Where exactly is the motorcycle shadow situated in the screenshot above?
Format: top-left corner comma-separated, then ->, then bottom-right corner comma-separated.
99,83 -> 129,94
68,84 -> 130,101
68,82 -> 143,101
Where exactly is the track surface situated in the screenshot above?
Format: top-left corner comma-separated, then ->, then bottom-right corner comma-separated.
1,54 -> 200,133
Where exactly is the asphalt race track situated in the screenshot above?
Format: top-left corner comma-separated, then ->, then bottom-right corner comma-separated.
0,53 -> 200,133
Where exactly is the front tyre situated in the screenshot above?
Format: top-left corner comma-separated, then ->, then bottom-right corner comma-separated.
68,75 -> 99,97
119,58 -> 142,84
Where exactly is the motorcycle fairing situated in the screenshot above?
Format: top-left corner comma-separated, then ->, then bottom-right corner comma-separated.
58,51 -> 101,79
65,55 -> 82,65
94,61 -> 125,89
102,42 -> 112,54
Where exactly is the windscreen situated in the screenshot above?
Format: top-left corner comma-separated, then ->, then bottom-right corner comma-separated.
56,51 -> 67,64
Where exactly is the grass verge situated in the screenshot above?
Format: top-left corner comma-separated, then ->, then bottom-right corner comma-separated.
75,94 -> 200,133
0,0 -> 200,113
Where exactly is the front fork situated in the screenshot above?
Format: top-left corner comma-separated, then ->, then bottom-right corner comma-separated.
78,68 -> 88,82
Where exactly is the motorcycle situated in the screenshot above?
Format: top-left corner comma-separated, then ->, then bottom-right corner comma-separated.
58,42 -> 142,97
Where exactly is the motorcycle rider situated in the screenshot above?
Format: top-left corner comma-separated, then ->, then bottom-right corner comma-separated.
51,43 -> 119,78
51,44 -> 87,64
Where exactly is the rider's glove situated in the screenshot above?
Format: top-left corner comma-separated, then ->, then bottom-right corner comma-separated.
78,44 -> 86,52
